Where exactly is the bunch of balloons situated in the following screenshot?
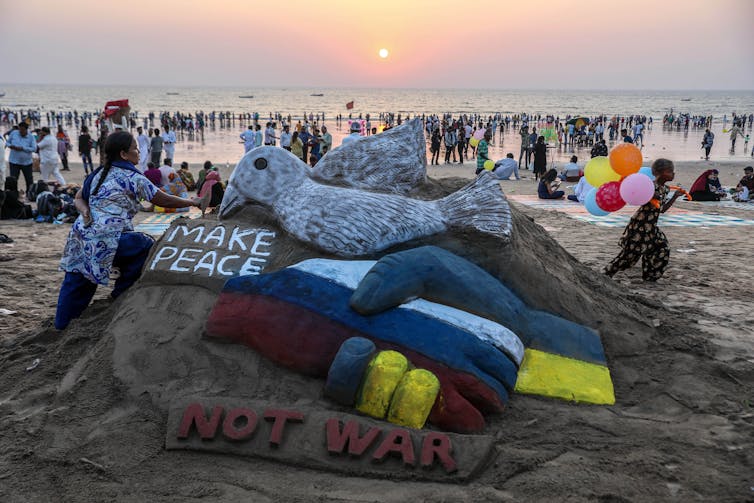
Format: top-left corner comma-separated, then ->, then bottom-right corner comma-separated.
583,143 -> 655,216
468,128 -> 486,148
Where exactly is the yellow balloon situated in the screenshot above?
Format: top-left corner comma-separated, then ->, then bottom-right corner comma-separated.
469,138 -> 480,147
584,156 -> 620,187
484,160 -> 495,171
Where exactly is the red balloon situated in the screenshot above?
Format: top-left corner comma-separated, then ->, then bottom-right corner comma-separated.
595,181 -> 626,212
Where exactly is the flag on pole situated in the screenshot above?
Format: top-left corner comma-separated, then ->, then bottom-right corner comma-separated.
103,99 -> 129,118
346,101 -> 354,110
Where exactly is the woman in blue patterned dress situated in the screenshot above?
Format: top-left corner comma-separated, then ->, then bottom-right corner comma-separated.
55,131 -> 201,330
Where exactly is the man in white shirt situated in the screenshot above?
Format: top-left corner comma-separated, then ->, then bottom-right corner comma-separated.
37,127 -> 66,185
158,158 -> 178,187
568,176 -> 592,203
279,125 -> 292,151
559,155 -> 581,181
264,122 -> 277,146
492,153 -> 520,180
137,126 -> 150,172
161,125 -> 176,160
341,121 -> 362,146
240,126 -> 255,153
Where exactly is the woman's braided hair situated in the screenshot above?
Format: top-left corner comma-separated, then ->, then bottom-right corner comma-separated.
92,131 -> 134,195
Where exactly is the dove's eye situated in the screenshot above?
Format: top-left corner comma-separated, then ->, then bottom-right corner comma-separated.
254,158 -> 268,170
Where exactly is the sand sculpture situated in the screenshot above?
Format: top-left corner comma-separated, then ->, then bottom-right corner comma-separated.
3,119 -> 673,494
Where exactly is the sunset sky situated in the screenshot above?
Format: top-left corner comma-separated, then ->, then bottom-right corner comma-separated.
2,0 -> 752,90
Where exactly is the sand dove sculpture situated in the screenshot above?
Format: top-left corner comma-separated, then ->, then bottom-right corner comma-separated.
219,146 -> 511,257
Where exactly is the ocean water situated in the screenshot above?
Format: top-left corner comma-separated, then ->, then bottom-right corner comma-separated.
1,84 -> 753,166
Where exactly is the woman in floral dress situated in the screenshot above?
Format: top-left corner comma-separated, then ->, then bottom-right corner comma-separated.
55,131 -> 200,330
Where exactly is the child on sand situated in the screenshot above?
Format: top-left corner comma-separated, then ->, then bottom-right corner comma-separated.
604,158 -> 684,282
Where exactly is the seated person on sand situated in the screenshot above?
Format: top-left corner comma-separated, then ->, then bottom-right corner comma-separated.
198,169 -> 225,208
733,166 -> 754,202
559,155 -> 581,182
590,139 -> 608,158
144,162 -> 162,188
567,175 -> 591,203
538,168 -> 565,200
491,153 -> 520,180
154,172 -> 191,213
689,169 -> 727,201
195,160 -> 214,194
0,176 -> 33,220
178,162 -> 196,191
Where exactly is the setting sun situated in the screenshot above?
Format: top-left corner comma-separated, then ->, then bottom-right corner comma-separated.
378,48 -> 389,59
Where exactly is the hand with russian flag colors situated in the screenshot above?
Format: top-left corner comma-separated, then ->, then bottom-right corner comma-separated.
205,249 -> 527,433
205,246 -> 605,432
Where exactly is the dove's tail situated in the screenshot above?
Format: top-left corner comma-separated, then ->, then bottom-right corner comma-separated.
438,171 -> 512,239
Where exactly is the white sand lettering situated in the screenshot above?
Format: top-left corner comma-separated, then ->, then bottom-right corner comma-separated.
250,231 -> 276,256
170,248 -> 203,272
217,255 -> 241,276
193,251 -> 218,276
228,227 -> 258,252
166,225 -> 205,243
149,246 -> 178,269
239,257 -> 267,276
151,224 -> 277,277
203,226 -> 226,247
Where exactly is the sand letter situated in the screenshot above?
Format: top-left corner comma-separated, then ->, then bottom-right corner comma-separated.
149,246 -> 178,269
250,231 -> 276,256
228,227 -> 258,252
263,409 -> 304,446
177,403 -> 223,439
326,419 -> 382,456
217,255 -> 241,276
372,428 -> 416,466
193,251 -> 218,276
420,432 -> 457,473
166,224 -> 204,243
222,407 -> 258,441
203,226 -> 226,247
170,248 -> 203,272
239,256 -> 267,276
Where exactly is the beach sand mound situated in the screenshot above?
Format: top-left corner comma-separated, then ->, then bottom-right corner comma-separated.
0,179 -> 750,501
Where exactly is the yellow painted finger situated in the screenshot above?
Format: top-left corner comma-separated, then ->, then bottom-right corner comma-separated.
387,369 -> 440,429
356,351 -> 409,419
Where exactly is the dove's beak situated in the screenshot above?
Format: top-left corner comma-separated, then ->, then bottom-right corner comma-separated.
218,185 -> 243,219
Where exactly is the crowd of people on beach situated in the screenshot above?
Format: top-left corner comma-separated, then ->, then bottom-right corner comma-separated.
2,103 -> 754,333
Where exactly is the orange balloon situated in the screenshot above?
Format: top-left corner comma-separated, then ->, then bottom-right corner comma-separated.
609,143 -> 642,176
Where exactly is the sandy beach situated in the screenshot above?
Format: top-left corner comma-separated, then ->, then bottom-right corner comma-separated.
0,152 -> 752,500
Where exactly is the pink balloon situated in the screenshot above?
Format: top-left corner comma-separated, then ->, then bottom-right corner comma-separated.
595,181 -> 626,212
619,173 -> 655,206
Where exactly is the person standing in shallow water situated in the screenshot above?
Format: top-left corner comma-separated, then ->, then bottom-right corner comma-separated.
702,128 -> 714,160
604,158 -> 684,282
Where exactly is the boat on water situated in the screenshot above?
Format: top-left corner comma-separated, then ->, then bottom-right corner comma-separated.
681,98 -> 692,101
166,92 -> 179,95
310,93 -> 324,97
0,92 -> 5,98
239,95 -> 254,99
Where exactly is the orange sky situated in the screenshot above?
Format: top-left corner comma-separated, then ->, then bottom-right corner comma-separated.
1,0 -> 752,89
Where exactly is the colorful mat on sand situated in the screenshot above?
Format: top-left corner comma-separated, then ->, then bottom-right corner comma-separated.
678,199 -> 754,211
133,208 -> 203,236
508,195 -> 754,228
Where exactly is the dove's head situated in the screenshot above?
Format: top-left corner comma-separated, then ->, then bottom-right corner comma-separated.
219,147 -> 309,219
